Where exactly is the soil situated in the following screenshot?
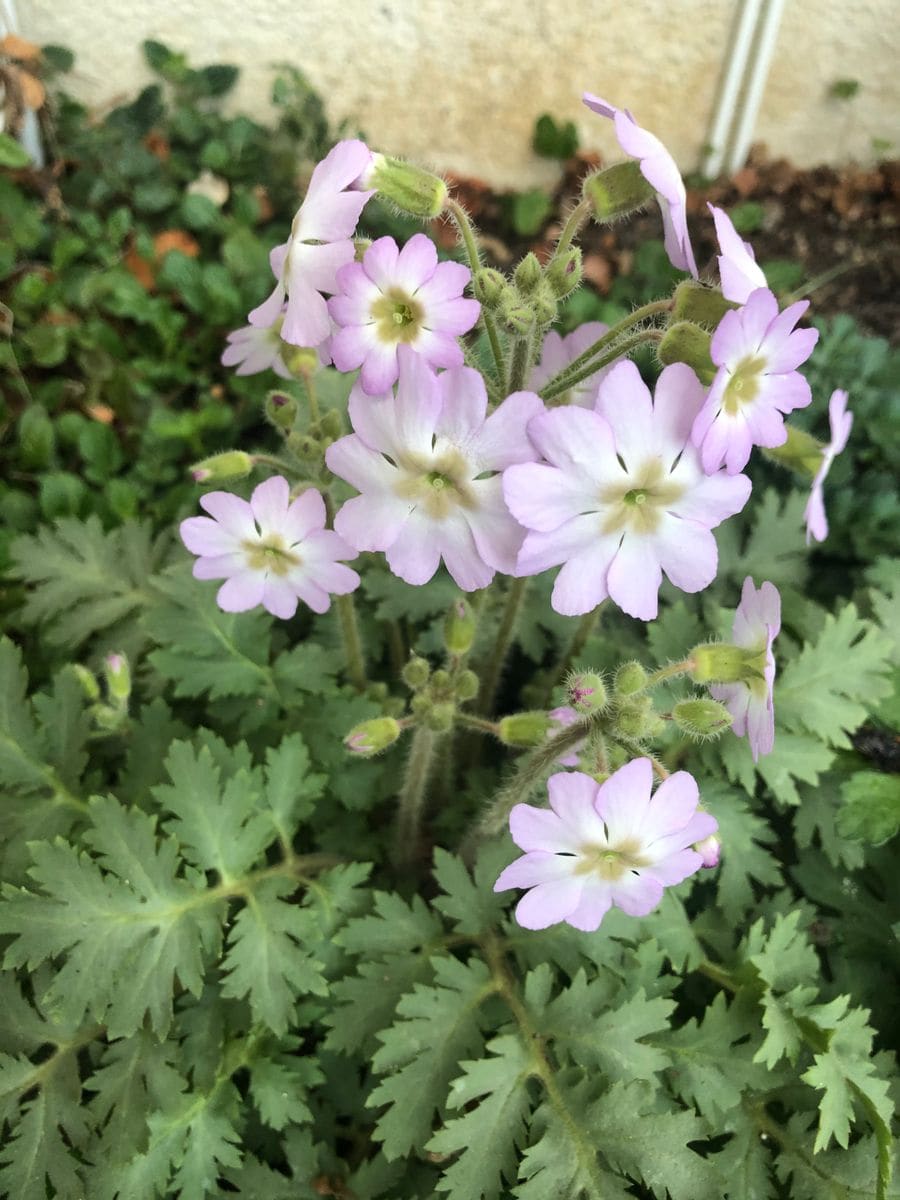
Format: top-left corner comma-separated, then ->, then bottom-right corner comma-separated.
436,148 -> 900,343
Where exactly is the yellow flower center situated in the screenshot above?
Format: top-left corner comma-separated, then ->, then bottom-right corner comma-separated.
371,287 -> 425,344
599,459 -> 684,535
394,447 -> 477,519
722,354 -> 766,414
575,837 -> 650,881
242,533 -> 301,576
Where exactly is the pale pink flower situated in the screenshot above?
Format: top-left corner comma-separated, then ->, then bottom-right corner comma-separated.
248,140 -> 374,348
326,350 -> 542,591
221,317 -> 292,379
709,204 -> 767,304
548,706 -> 584,767
180,477 -> 359,619
582,93 -> 697,277
691,287 -> 819,474
711,577 -> 781,761
805,389 -> 853,544
694,833 -> 721,869
504,360 -> 751,620
328,234 -> 479,395
494,759 -> 717,931
528,322 -> 613,406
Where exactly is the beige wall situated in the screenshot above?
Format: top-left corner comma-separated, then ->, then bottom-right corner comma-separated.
17,0 -> 899,186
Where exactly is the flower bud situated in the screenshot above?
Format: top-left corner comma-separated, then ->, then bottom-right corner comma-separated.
72,664 -> 100,701
657,321 -> 715,384
694,832 -> 721,868
614,661 -> 647,696
531,280 -> 558,326
265,390 -> 298,430
545,248 -> 583,298
104,652 -> 131,705
455,669 -> 479,702
583,161 -> 655,222
367,681 -> 389,702
364,153 -> 448,218
472,268 -> 506,306
566,671 -> 607,714
672,280 -> 736,330
514,252 -> 543,295
319,409 -> 344,441
344,716 -> 402,756
190,450 -> 253,484
410,694 -> 431,717
762,424 -> 823,476
402,656 -> 431,690
444,597 -> 476,655
613,696 -> 656,740
498,711 -> 552,747
672,698 -> 733,739
425,702 -> 456,733
499,289 -> 534,334
431,668 -> 452,692
286,432 -> 321,460
690,643 -> 750,685
280,345 -> 320,379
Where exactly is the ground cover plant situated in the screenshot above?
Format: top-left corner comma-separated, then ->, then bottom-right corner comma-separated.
1,39 -> 898,1200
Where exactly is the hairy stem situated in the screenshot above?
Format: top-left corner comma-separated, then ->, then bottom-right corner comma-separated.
395,725 -> 438,864
645,657 -> 696,688
446,198 -> 506,388
335,592 -> 368,692
478,578 -> 530,716
541,329 -> 662,402
507,331 -> 534,394
551,197 -> 592,261
543,603 -> 605,704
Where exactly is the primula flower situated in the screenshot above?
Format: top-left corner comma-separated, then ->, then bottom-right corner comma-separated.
709,203 -> 767,304
504,360 -> 751,619
180,476 -> 360,619
494,758 -> 717,931
528,322 -> 612,406
805,389 -> 853,544
711,576 -> 781,761
691,287 -> 819,474
221,317 -> 292,379
548,706 -> 584,767
249,139 -> 374,348
583,93 -> 697,277
326,350 -> 542,590
329,234 -> 479,395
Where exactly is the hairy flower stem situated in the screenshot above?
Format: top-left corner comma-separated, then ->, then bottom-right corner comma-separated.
541,329 -> 662,402
446,198 -> 507,388
477,577 -> 530,716
543,603 -> 606,704
645,657 -> 695,688
552,197 -> 592,260
539,298 -> 674,399
507,332 -> 534,394
335,592 -> 368,692
302,371 -> 320,423
457,713 -> 500,736
395,725 -> 438,865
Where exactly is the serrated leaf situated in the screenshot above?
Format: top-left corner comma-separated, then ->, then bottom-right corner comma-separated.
715,488 -> 809,591
248,1051 -> 321,1129
432,847 -> 507,935
262,733 -> 325,844
368,956 -> 494,1159
428,1034 -> 533,1200
837,771 -> 900,845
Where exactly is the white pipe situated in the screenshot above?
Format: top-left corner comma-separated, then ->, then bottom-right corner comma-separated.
0,0 -> 46,166
727,0 -> 787,173
702,0 -> 764,179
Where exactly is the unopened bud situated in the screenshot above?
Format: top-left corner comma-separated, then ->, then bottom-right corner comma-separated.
455,669 -> 479,702
614,696 -> 656,740
673,698 -> 733,739
690,643 -> 749,685
104,652 -> 131,704
472,268 -> 505,306
694,832 -> 721,868
531,280 -> 558,326
265,390 -> 298,430
352,237 -> 372,262
344,716 -> 402,756
499,289 -> 534,334
72,664 -> 100,701
444,597 -> 476,655
672,280 -> 736,330
763,424 -> 823,476
286,432 -> 321,460
514,253 -> 543,295
425,701 -> 456,732
431,669 -> 452,692
566,671 -> 607,714
583,161 -> 655,222
545,247 -> 583,298
319,409 -> 344,441
657,321 -> 715,384
367,681 -> 389,702
410,694 -> 431,717
498,711 -> 552,747
365,153 -> 448,218
402,656 -> 431,690
614,661 -> 647,696
190,450 -> 253,484
281,344 -> 320,378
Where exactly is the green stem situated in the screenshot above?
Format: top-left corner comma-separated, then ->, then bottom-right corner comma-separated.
395,725 -> 438,864
507,332 -> 534,394
696,959 -> 739,993
543,604 -> 605,704
335,592 -> 368,692
458,713 -> 500,736
551,197 -> 592,260
644,657 -> 695,688
303,371 -> 320,423
538,298 -> 673,399
541,329 -> 661,402
478,577 -> 529,716
250,452 -> 306,477
446,198 -> 507,388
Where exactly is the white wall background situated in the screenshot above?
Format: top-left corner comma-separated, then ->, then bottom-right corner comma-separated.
15,0 -> 899,187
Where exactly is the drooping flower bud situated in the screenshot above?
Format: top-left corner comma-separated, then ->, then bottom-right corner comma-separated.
566,671 -> 607,714
363,153 -> 448,219
444,597 -> 476,655
693,832 -> 721,868
690,643 -> 756,685
672,280 -> 736,330
673,698 -> 733,739
545,248 -> 583,298
582,160 -> 656,222
614,661 -> 647,696
190,450 -> 253,484
265,390 -> 299,430
498,711 -> 553,747
657,321 -> 715,384
401,656 -> 431,690
344,716 -> 402,756
104,652 -> 131,705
